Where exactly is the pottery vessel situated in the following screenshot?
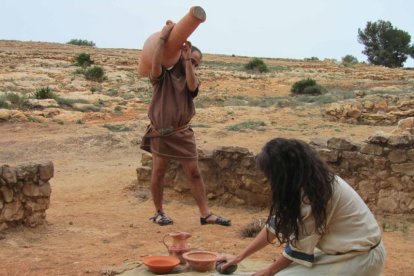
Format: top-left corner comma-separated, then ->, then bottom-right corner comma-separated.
143,255 -> 180,274
182,251 -> 219,272
137,6 -> 206,77
163,231 -> 192,264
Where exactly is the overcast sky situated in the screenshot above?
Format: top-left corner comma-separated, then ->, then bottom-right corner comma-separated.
1,0 -> 413,66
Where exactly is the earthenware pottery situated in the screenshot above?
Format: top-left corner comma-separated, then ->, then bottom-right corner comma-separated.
143,255 -> 180,274
138,6 -> 206,76
163,231 -> 192,264
182,251 -> 219,272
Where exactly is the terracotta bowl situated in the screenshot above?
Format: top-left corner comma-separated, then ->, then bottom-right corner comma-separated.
182,251 -> 219,272
143,256 -> 180,274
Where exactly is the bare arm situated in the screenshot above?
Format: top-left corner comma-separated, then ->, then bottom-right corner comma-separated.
222,227 -> 276,269
253,255 -> 292,276
150,20 -> 175,80
181,41 -> 200,92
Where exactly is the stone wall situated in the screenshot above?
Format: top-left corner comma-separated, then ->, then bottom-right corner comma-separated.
325,97 -> 414,125
0,161 -> 53,230
136,128 -> 414,215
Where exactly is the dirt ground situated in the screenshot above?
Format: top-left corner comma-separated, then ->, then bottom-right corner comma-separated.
0,40 -> 413,275
0,118 -> 413,276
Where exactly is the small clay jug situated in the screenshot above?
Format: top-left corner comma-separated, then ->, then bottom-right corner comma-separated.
163,231 -> 192,264
138,6 -> 206,77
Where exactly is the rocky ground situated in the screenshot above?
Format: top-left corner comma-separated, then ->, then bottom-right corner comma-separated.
0,40 -> 413,275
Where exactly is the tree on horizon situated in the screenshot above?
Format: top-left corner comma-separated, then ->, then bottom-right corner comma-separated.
358,20 -> 413,68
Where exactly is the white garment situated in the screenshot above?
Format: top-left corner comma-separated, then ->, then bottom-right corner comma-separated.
267,176 -> 385,275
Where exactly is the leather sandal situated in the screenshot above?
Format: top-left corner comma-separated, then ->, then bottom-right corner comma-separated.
200,213 -> 231,226
150,210 -> 173,226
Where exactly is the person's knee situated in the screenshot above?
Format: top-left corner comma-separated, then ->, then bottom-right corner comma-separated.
152,166 -> 166,182
188,167 -> 202,181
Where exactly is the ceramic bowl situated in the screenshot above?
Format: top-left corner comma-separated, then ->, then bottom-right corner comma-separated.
182,251 -> 219,272
143,255 -> 180,274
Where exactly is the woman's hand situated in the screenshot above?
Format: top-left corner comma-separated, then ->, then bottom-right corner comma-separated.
218,254 -> 242,271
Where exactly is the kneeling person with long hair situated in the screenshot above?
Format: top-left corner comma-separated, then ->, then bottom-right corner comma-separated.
220,138 -> 385,275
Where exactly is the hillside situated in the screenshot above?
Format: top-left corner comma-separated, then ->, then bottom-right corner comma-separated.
0,40 -> 413,275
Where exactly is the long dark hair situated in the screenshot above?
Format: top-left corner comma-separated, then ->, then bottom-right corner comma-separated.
256,138 -> 334,245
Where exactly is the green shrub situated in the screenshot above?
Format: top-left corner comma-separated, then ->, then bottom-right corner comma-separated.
67,39 -> 95,47
244,58 -> 269,73
34,87 -> 55,99
55,97 -> 89,106
0,95 -> 9,108
75,53 -> 94,67
114,105 -> 122,113
0,93 -> 29,109
303,85 -> 324,95
304,56 -> 319,61
291,79 -> 323,95
341,55 -> 358,65
73,68 -> 85,75
103,124 -> 132,132
84,66 -> 105,82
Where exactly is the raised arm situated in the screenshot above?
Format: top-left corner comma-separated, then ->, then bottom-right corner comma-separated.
150,20 -> 175,80
181,41 -> 200,92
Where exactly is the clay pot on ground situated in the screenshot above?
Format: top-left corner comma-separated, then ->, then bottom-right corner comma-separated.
182,251 -> 219,272
143,255 -> 180,274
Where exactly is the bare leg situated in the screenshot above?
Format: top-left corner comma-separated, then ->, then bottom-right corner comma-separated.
151,154 -> 169,212
180,159 -> 227,223
180,159 -> 209,217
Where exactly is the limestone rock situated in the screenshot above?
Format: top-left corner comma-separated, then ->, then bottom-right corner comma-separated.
24,198 -> 50,212
387,134 -> 414,147
72,103 -> 101,112
16,162 -> 39,181
377,190 -> 399,212
391,163 -> 414,176
327,137 -> 358,151
38,161 -> 54,181
396,117 -> 414,134
0,109 -> 12,120
24,212 -> 46,227
388,150 -> 408,163
26,99 -> 59,108
22,182 -> 51,197
2,201 -> 25,221
0,186 -> 13,203
367,132 -> 389,145
360,143 -> 383,156
1,165 -> 17,184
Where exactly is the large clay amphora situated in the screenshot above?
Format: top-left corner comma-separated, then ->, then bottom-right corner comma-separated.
163,231 -> 191,264
137,6 -> 206,77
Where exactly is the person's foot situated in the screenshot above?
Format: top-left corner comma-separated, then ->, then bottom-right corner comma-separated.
200,213 -> 231,226
150,210 -> 173,226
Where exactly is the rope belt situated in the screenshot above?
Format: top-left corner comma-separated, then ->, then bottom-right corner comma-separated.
146,124 -> 190,138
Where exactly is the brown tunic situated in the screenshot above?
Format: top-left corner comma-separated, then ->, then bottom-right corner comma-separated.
140,58 -> 199,159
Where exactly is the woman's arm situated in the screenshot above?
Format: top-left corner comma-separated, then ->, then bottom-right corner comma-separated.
253,255 -> 292,276
222,227 -> 276,269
